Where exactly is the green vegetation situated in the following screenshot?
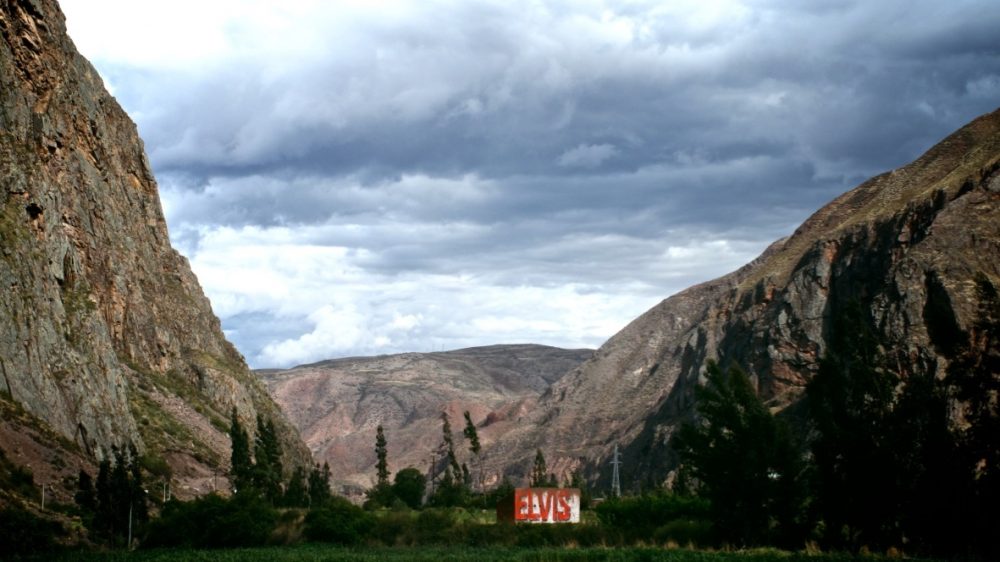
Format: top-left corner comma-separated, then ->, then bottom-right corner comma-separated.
392,467 -> 426,510
229,407 -> 253,494
32,544 -> 901,562
144,493 -> 277,549
668,285 -> 1000,559
530,448 -> 557,487
128,387 -> 218,468
0,446 -> 39,501
0,506 -> 66,558
364,425 -> 394,508
672,362 -> 806,547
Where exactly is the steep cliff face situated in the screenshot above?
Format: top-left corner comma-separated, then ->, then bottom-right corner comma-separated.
490,108 -> 1000,487
260,345 -> 591,496
0,0 -> 309,499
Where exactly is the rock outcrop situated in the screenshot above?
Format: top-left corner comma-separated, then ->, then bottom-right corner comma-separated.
0,0 -> 310,501
488,108 -> 1000,488
259,344 -> 591,496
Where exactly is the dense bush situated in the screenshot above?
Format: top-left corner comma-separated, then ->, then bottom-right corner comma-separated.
0,507 -> 65,557
596,492 -> 711,545
144,493 -> 277,549
303,496 -> 375,545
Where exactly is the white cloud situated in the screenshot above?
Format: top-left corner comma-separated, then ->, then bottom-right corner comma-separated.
557,143 -> 619,168
59,0 -> 1000,368
180,220 -> 764,367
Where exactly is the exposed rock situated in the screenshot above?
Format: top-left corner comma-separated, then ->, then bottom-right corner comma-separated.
259,344 -> 591,497
488,108 -> 1000,489
0,0 -> 310,500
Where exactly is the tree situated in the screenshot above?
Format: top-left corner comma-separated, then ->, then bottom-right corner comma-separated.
253,415 -> 283,504
427,463 -> 467,507
569,470 -> 592,510
88,445 -> 148,546
807,302 -> 902,548
308,462 -> 332,507
229,408 -> 253,494
74,469 -> 97,516
127,444 -> 149,529
93,457 -> 113,539
283,466 -> 308,508
672,361 -> 806,547
374,425 -> 389,487
427,411 -> 468,507
392,467 -> 426,509
944,274 -> 1000,558
530,449 -> 549,487
439,412 -> 461,477
364,425 -> 395,508
462,411 -> 482,491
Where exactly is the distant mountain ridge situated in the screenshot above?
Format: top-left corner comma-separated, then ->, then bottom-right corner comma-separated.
486,107 -> 1000,488
259,344 -> 592,495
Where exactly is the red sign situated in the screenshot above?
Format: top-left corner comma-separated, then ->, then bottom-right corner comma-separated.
511,488 -> 580,523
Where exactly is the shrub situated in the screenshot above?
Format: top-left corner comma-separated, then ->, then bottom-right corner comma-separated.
413,508 -> 457,544
144,493 -> 277,549
0,507 -> 64,557
368,510 -> 417,546
303,496 -> 375,545
596,492 -> 711,544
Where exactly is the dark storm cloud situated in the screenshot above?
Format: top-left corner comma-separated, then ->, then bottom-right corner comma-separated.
63,0 -> 1000,366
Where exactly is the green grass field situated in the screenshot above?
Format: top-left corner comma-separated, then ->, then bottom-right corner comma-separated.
42,545 -> 906,562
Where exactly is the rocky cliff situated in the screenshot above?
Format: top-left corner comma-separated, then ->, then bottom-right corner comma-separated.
488,108 -> 1000,489
0,0 -> 310,502
259,344 -> 591,496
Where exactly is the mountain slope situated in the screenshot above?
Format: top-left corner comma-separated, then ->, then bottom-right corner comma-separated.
0,0 -> 310,502
487,108 -> 1000,488
259,344 -> 591,495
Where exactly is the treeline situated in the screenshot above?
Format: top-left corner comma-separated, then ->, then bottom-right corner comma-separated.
669,277 -> 1000,559
363,412 -> 591,512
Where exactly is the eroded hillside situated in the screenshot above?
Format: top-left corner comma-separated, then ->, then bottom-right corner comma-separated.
260,344 -> 591,495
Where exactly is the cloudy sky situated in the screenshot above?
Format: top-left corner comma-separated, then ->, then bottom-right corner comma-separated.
60,0 -> 1000,368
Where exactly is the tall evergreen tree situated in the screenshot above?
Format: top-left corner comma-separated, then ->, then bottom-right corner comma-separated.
93,457 -> 113,539
229,408 -> 253,494
127,444 -> 149,528
253,415 -> 284,504
308,462 -> 332,507
374,425 -> 389,487
530,449 -> 548,487
88,446 -> 148,546
807,303 -> 901,548
365,425 -> 395,507
462,411 -> 481,456
75,469 -> 97,515
569,470 -> 592,509
440,412 -> 461,477
284,466 -> 308,508
672,361 -> 806,547
462,411 -> 482,491
109,447 -> 131,542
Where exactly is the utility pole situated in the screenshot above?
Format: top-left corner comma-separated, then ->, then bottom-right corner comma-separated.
610,444 -> 622,498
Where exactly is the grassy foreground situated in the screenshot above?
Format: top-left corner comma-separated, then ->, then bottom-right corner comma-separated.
42,545 -> 902,562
